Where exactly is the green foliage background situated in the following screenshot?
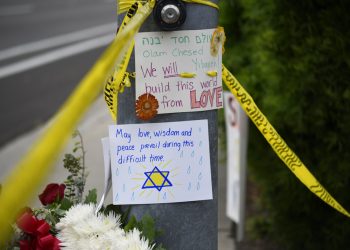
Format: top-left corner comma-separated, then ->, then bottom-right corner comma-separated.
220,0 -> 350,249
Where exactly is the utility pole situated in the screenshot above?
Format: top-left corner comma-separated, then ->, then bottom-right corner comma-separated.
118,1 -> 219,249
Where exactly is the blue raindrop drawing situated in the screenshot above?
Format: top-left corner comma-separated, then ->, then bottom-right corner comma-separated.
191,150 -> 195,157
116,168 -> 119,176
187,165 -> 191,174
199,141 -> 202,147
199,156 -> 203,165
128,166 -> 132,175
199,127 -> 202,133
180,150 -> 184,158
131,192 -> 135,201
115,193 -> 119,202
197,182 -> 200,190
188,182 -> 192,191
163,192 -> 167,200
123,184 -> 126,192
198,172 -> 202,180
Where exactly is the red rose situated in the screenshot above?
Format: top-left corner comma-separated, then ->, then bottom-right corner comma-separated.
39,183 -> 65,205
17,211 -> 61,250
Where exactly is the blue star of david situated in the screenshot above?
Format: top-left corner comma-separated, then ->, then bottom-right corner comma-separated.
141,166 -> 173,191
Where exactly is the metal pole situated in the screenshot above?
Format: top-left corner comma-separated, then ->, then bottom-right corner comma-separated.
118,1 -> 219,249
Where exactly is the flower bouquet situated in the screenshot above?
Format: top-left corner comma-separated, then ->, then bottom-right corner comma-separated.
4,131 -> 165,250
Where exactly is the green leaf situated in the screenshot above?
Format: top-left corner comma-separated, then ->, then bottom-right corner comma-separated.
60,198 -> 73,210
124,215 -> 138,232
54,209 -> 67,217
102,205 -> 131,227
140,214 -> 156,243
121,206 -> 131,227
103,204 -> 122,216
45,213 -> 58,225
84,189 -> 97,204
123,213 -> 162,244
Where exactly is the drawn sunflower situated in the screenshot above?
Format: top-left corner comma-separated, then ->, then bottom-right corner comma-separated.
210,26 -> 226,57
135,93 -> 159,120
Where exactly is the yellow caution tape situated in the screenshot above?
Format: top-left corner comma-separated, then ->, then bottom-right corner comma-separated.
0,0 -> 154,244
118,0 -> 153,14
119,71 -> 133,92
104,2 -> 141,120
118,0 -> 143,14
104,75 -> 117,119
104,71 -> 133,120
183,0 -> 219,9
118,0 -> 218,14
222,65 -> 350,218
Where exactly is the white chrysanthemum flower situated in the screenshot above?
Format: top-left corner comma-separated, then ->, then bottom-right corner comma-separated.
125,228 -> 154,250
57,203 -> 95,226
57,204 -> 153,250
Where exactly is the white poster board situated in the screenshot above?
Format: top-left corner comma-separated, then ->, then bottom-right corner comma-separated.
109,120 -> 212,204
223,91 -> 248,241
135,29 -> 223,114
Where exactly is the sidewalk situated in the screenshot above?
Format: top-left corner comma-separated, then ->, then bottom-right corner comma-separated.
0,96 -> 235,249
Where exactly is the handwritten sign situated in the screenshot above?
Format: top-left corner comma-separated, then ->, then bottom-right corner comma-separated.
109,120 -> 212,204
135,29 -> 223,114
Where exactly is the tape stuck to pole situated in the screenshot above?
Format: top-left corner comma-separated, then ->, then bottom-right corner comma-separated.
180,72 -> 196,78
104,1 -> 142,121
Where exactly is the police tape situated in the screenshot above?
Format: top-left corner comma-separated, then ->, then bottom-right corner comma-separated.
0,0 -> 154,243
104,1 -> 142,121
222,65 -> 350,218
